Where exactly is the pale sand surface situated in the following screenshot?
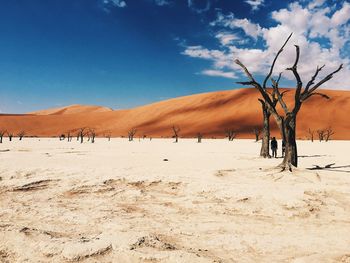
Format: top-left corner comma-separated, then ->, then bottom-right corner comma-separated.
0,138 -> 350,262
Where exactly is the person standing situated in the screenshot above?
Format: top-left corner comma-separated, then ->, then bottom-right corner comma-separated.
271,137 -> 278,158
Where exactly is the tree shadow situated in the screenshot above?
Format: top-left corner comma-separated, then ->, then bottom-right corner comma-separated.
298,154 -> 327,158
307,164 -> 350,173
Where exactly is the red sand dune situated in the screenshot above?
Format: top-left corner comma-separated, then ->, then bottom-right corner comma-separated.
0,88 -> 349,139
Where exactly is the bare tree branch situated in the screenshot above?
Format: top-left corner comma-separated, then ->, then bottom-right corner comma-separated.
304,65 -> 325,94
301,92 -> 330,102
263,33 -> 293,89
306,64 -> 343,95
286,45 -> 303,110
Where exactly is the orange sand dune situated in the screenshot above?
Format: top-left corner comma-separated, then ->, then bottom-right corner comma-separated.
0,88 -> 349,139
29,104 -> 113,115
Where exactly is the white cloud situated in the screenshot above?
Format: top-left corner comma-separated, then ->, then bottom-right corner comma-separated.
211,13 -> 263,40
308,0 -> 326,9
187,0 -> 210,14
331,2 -> 350,26
182,1 -> 350,88
201,69 -> 236,79
245,0 -> 264,11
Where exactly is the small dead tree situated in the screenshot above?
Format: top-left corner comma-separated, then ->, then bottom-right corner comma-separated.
17,131 -> 25,140
0,129 -> 6,143
78,127 -> 88,143
317,129 -> 325,142
89,128 -> 96,143
325,127 -> 334,142
105,132 -> 111,141
66,131 -> 73,142
235,33 -> 342,170
225,129 -> 237,141
128,128 -> 137,141
307,128 -> 315,142
172,125 -> 180,143
197,133 -> 203,143
253,127 -> 261,142
7,131 -> 13,141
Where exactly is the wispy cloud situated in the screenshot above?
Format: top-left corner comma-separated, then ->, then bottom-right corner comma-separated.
188,0 -> 210,14
101,0 -> 126,12
245,0 -> 264,11
201,69 -> 236,79
154,0 -> 172,6
211,13 -> 263,40
215,32 -> 243,45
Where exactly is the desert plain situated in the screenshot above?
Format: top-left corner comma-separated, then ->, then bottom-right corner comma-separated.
1,138 -> 350,262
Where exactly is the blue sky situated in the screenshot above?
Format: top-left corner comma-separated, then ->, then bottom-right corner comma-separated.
0,0 -> 349,113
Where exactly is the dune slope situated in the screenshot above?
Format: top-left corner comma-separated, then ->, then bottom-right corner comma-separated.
0,88 -> 349,139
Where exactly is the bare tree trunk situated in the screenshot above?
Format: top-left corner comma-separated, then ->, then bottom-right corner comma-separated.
80,133 -> 83,144
279,115 -> 297,171
260,104 -> 270,158
197,133 -> 202,143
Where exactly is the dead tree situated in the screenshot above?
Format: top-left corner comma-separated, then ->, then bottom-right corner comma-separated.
7,131 -> 13,141
197,133 -> 203,143
235,32 -> 342,171
172,125 -> 180,143
324,127 -> 334,142
78,127 -> 88,143
105,132 -> 111,141
225,129 -> 237,141
67,131 -> 73,142
128,128 -> 137,141
253,127 -> 261,142
307,128 -> 315,142
317,129 -> 325,142
0,129 -> 6,143
17,131 -> 25,140
89,128 -> 96,143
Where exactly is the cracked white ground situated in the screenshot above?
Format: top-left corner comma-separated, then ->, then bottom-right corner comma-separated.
1,138 -> 350,262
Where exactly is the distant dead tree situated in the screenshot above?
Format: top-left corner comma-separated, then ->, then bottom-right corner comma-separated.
225,129 -> 237,141
66,131 -> 73,142
59,134 -> 65,141
324,127 -> 335,142
0,129 -> 6,143
317,129 -> 325,142
235,32 -> 342,170
78,127 -> 88,143
89,128 -> 96,143
17,131 -> 25,141
307,128 -> 315,142
253,127 -> 261,142
128,128 -> 137,141
197,133 -> 203,143
172,125 -> 180,143
7,131 -> 13,141
105,131 -> 111,141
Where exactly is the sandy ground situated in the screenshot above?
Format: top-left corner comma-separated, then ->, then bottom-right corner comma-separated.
0,138 -> 350,262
